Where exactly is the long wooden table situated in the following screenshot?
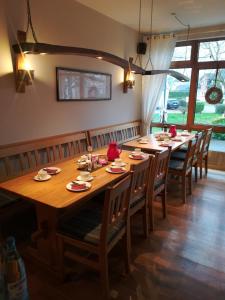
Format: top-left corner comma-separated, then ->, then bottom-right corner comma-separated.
122,133 -> 195,153
0,149 -> 147,270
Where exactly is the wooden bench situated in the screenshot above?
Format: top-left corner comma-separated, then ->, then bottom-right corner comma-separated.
0,120 -> 141,223
0,131 -> 88,183
88,120 -> 141,149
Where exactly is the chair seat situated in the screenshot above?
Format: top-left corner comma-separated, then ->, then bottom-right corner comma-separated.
0,191 -> 21,209
171,151 -> 186,161
59,205 -> 125,246
169,159 -> 184,170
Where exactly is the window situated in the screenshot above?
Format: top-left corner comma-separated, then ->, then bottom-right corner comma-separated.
172,46 -> 191,61
151,38 -> 225,147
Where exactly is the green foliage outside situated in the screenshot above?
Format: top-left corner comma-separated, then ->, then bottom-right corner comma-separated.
215,104 -> 225,114
177,99 -> 205,114
169,91 -> 189,99
195,101 -> 205,113
212,118 -> 225,140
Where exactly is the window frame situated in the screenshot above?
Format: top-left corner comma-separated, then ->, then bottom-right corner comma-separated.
151,37 -> 225,134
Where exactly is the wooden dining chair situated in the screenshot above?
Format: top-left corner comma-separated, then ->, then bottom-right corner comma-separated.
168,137 -> 197,204
193,127 -> 212,179
56,175 -> 131,299
129,155 -> 154,238
171,131 -> 204,182
147,147 -> 171,231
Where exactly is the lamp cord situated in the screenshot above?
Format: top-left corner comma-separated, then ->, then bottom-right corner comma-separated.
134,0 -> 142,67
26,0 -> 38,43
144,0 -> 154,70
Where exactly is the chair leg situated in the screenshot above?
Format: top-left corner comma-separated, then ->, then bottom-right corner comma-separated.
100,254 -> 110,300
142,206 -> 149,238
57,236 -> 66,282
205,155 -> 208,177
122,226 -> 131,274
161,189 -> 167,219
182,175 -> 187,204
194,164 -> 198,183
149,196 -> 154,232
188,171 -> 192,195
199,159 -> 203,179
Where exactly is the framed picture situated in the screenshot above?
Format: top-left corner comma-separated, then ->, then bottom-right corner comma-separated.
56,67 -> 111,101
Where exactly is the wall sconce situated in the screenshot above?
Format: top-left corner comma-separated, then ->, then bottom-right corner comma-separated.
123,57 -> 135,93
16,53 -> 34,93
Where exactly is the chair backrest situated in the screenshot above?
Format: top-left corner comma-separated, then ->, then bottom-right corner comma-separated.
129,156 -> 155,206
100,174 -> 131,244
194,131 -> 204,156
150,147 -> 171,195
183,137 -> 198,173
201,128 -> 213,155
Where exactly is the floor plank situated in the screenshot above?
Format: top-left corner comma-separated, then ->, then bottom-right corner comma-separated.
23,169 -> 225,299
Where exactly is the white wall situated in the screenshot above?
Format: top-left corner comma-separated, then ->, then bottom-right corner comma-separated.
0,0 -> 141,145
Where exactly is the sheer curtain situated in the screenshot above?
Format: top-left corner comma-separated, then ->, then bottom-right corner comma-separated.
141,34 -> 176,135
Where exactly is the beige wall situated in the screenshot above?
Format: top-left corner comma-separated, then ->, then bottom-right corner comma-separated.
0,0 -> 141,145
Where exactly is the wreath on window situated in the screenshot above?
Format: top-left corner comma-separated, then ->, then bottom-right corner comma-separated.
205,68 -> 223,105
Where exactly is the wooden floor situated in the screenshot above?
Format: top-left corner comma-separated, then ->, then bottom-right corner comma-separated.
24,169 -> 225,300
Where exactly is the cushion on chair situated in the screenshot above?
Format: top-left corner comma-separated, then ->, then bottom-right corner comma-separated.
0,191 -> 21,209
59,205 -> 125,246
130,196 -> 145,209
179,144 -> 188,152
169,159 -> 184,170
170,151 -> 186,160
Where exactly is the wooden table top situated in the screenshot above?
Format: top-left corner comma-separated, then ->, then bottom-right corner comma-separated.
122,133 -> 195,153
0,149 -> 147,209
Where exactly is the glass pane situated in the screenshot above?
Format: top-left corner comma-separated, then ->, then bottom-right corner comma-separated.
194,69 -> 225,127
198,40 -> 225,62
153,69 -> 191,125
172,46 -> 191,61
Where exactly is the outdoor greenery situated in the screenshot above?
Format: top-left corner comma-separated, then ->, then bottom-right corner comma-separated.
212,118 -> 225,140
215,104 -> 225,114
195,101 -> 205,113
168,91 -> 189,99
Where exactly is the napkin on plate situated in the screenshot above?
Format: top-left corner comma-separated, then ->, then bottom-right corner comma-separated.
110,167 -> 124,172
131,154 -> 144,159
71,182 -> 87,190
43,168 -> 57,175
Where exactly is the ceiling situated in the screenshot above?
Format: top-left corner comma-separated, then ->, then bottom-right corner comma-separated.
76,0 -> 225,34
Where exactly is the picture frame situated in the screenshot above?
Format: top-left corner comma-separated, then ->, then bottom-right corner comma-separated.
56,67 -> 112,101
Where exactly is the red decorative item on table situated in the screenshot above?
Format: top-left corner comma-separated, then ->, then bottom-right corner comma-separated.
169,125 -> 177,137
107,142 -> 122,161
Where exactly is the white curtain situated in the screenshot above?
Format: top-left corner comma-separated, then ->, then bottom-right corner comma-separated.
141,34 -> 176,135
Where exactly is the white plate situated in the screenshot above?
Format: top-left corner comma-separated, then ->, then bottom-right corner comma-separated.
111,162 -> 126,167
66,181 -> 91,192
33,174 -> 51,181
76,175 -> 94,182
42,167 -> 61,174
105,167 -> 126,174
129,154 -> 145,160
139,140 -> 148,144
131,151 -> 144,155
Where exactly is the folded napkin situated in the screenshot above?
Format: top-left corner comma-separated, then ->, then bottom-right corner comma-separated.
110,167 -> 124,172
43,168 -> 57,174
71,183 -> 87,190
131,155 -> 144,159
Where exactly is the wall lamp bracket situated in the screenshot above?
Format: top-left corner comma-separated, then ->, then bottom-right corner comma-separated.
15,31 -> 34,93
